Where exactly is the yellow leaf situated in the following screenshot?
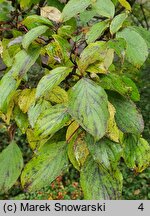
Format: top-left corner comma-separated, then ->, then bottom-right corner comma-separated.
106,102 -> 120,142
18,89 -> 36,113
66,121 -> 80,143
44,86 -> 68,104
119,0 -> 132,11
41,6 -> 61,23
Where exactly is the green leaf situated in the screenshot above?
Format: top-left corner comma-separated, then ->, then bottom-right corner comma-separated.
21,141 -> 68,192
86,20 -> 109,44
0,73 -> 17,113
107,38 -> 126,56
0,141 -> 23,194
92,0 -> 115,18
122,134 -> 150,172
80,156 -> 123,199
28,100 -> 51,128
109,93 -> 144,134
99,73 -> 140,101
22,15 -> 53,29
22,25 -> 49,49
14,106 -> 29,134
8,48 -> 41,78
18,89 -> 36,113
110,13 -> 127,35
47,0 -> 65,11
80,9 -> 97,25
34,104 -> 70,138
78,41 -> 106,73
36,67 -> 72,99
129,26 -> 150,49
68,129 -> 89,171
61,0 -> 91,22
68,78 -> 109,140
116,27 -> 149,67
86,134 -> 122,170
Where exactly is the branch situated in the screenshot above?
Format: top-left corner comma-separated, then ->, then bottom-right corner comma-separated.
140,4 -> 149,30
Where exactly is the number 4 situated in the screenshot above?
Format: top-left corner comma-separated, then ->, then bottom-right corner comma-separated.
138,203 -> 144,211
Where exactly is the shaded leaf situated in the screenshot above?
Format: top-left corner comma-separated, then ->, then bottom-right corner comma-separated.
21,141 -> 68,192
122,134 -> 150,172
110,13 -> 127,35
109,93 -> 144,134
0,141 -> 23,194
34,104 -> 70,138
107,38 -> 126,56
61,0 -> 91,22
22,25 -> 49,49
26,129 -> 48,151
80,156 -> 123,199
86,134 -> 122,170
36,67 -> 72,99
68,78 -> 109,140
99,73 -> 140,101
14,106 -> 29,133
92,0 -> 115,18
116,27 -> 148,67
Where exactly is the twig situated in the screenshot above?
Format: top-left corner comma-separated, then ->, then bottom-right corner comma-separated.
140,4 -> 149,30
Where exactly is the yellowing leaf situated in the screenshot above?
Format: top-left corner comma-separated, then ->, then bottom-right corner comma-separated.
123,134 -> 150,172
21,141 -> 69,192
18,89 -> 35,113
68,78 -> 109,140
26,129 -> 48,151
41,6 -> 61,23
80,156 -> 123,199
118,0 -> 131,11
68,130 -> 89,171
106,102 -> 120,142
66,120 -> 80,143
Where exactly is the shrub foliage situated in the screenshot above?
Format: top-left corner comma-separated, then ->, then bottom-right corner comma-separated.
0,0 -> 150,199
